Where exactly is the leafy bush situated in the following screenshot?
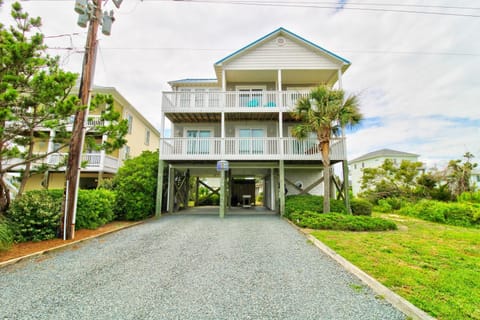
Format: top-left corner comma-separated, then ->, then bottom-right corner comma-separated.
7,190 -> 62,242
6,189 -> 117,242
199,194 -> 219,205
76,189 -> 116,230
289,211 -> 397,231
374,199 -> 393,213
373,197 -> 409,213
350,198 -> 372,216
0,219 -> 14,251
458,191 -> 480,204
285,195 -> 346,218
399,199 -> 480,227
113,150 -> 158,220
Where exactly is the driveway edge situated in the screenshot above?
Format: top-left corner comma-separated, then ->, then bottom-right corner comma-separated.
0,220 -> 147,269
285,219 -> 436,320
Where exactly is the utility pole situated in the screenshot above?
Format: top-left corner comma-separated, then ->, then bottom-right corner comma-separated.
60,0 -> 101,240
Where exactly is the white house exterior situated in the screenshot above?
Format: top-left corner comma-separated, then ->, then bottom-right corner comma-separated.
349,149 -> 420,196
157,28 -> 352,215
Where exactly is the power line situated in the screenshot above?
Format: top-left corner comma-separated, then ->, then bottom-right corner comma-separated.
44,45 -> 480,57
142,0 -> 480,18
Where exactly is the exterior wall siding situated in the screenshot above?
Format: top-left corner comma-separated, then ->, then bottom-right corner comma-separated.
225,37 -> 340,70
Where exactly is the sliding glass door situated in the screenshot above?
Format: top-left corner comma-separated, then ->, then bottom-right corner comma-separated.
187,130 -> 211,154
239,128 -> 264,154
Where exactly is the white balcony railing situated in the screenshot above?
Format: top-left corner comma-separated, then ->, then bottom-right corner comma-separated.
162,90 -> 311,112
47,153 -> 119,173
65,115 -> 105,127
160,137 -> 346,161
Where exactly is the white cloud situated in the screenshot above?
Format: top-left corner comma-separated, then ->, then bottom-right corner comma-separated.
1,0 -> 479,168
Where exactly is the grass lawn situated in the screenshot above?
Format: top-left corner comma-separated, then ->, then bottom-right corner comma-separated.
311,213 -> 480,320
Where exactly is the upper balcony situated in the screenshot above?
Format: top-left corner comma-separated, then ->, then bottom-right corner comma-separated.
47,153 -> 119,173
160,137 -> 346,162
162,90 -> 310,114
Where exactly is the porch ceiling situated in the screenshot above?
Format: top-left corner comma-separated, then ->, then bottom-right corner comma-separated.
225,69 -> 338,86
165,112 -> 299,122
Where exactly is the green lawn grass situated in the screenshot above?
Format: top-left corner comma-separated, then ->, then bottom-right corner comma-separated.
311,213 -> 480,320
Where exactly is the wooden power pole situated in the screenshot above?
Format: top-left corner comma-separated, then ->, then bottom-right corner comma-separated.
60,0 -> 101,240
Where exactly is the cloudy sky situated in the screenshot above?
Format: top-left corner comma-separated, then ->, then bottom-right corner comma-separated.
1,0 -> 479,168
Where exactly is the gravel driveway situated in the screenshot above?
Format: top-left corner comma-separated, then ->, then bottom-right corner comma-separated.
1,214 -> 406,319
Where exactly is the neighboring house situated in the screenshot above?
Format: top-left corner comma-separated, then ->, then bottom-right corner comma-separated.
22,86 -> 160,191
157,27 -> 352,215
349,148 -> 420,196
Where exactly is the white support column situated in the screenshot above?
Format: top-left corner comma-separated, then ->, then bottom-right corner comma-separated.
155,160 -> 164,216
277,69 -> 282,107
279,111 -> 284,156
222,69 -> 226,90
159,111 -> 166,151
270,168 -> 275,211
221,112 -> 225,155
167,164 -> 175,213
279,160 -> 285,216
337,68 -> 343,90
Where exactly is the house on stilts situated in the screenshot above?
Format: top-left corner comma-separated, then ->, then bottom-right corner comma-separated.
156,28 -> 352,216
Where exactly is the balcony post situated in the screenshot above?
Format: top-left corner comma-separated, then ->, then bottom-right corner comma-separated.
155,160 -> 164,216
279,160 -> 285,216
221,112 -> 225,155
277,69 -> 282,107
279,111 -> 284,157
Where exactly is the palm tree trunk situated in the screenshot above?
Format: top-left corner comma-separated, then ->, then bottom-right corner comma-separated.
320,140 -> 331,213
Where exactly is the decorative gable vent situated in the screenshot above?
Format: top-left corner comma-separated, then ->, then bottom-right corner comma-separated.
276,36 -> 286,46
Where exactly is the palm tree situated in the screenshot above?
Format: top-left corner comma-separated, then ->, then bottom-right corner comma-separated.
291,85 -> 362,213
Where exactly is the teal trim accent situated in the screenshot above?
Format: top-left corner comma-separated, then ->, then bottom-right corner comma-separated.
214,27 -> 350,66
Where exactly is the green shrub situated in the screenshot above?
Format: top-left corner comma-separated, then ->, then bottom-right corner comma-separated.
374,199 -> 393,213
113,150 -> 158,220
350,198 -> 372,216
0,220 -> 14,251
458,191 -> 480,203
289,211 -> 397,231
399,199 -> 480,227
199,194 -> 220,206
76,189 -> 116,230
7,190 -> 62,242
285,195 -> 346,218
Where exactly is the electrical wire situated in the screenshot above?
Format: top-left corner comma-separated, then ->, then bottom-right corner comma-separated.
141,0 -> 480,18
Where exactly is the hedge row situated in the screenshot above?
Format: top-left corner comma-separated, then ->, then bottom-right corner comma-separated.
399,199 -> 480,227
289,211 -> 397,231
6,189 -> 117,242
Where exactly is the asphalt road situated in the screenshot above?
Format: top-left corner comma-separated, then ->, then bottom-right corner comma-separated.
0,214 -> 406,319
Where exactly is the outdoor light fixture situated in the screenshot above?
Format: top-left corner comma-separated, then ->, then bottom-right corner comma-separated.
74,0 -> 88,15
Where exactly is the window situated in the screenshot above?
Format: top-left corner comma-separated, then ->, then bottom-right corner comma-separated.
145,129 -> 150,146
124,145 -> 130,159
186,130 -> 211,154
127,114 -> 133,134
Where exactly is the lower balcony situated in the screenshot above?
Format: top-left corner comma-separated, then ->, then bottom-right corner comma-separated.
47,153 -> 119,173
160,137 -> 346,161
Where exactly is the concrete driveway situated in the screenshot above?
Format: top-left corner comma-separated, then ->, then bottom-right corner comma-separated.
0,214 -> 405,319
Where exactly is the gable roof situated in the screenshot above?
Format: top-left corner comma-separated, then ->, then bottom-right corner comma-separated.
214,27 -> 351,67
350,149 -> 419,163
